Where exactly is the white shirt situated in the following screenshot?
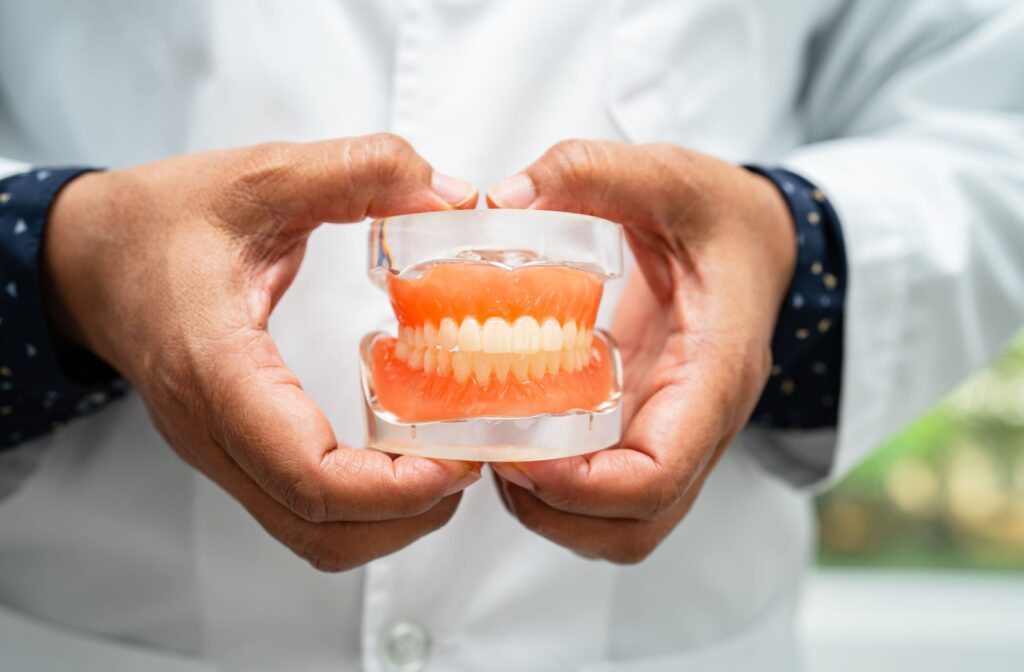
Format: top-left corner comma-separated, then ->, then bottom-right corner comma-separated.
1,1 -> 1022,670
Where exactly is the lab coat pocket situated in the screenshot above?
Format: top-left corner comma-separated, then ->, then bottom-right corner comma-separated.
607,0 -> 766,160
577,594 -> 800,672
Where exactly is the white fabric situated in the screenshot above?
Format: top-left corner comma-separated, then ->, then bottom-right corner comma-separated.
0,1 -> 1022,670
0,158 -> 27,180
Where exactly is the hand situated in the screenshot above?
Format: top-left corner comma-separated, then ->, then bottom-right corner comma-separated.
486,140 -> 794,563
42,134 -> 483,571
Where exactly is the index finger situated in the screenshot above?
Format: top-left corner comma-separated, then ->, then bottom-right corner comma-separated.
220,133 -> 478,230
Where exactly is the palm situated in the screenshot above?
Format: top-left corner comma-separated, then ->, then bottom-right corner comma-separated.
611,268 -> 688,427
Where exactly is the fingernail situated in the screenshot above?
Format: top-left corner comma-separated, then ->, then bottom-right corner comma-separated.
487,174 -> 536,209
444,469 -> 482,496
432,171 -> 477,206
492,464 -> 535,491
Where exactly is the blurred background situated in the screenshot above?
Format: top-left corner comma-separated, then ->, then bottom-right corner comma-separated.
800,334 -> 1024,670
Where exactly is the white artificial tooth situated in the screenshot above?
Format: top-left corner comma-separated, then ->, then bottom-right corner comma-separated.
529,352 -> 548,380
581,347 -> 591,368
423,321 -> 438,348
482,318 -> 512,353
414,325 -> 425,349
561,321 -> 578,351
561,349 -> 574,372
546,351 -> 561,375
492,353 -> 510,383
511,353 -> 530,381
408,347 -> 423,369
472,352 -> 492,385
436,347 -> 452,376
540,318 -> 563,351
458,317 -> 482,352
422,348 -> 436,374
583,330 -> 594,351
512,316 -> 541,353
395,340 -> 410,363
452,351 -> 472,384
439,317 -> 459,350
575,349 -> 587,370
401,325 -> 415,346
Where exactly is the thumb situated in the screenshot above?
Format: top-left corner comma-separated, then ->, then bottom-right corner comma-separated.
202,328 -> 480,523
486,139 -> 676,223
488,139 -> 683,300
232,133 -> 478,229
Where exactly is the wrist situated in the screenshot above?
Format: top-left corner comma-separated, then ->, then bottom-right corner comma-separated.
41,170 -> 113,366
746,171 -> 798,320
0,167 -> 126,447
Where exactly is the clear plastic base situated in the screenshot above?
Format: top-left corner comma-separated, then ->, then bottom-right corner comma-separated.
369,209 -> 624,283
360,331 -> 623,462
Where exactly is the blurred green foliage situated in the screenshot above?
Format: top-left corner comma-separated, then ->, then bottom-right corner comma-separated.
816,333 -> 1024,570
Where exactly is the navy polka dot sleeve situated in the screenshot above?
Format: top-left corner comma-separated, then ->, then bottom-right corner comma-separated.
1,168 -> 126,449
746,166 -> 847,429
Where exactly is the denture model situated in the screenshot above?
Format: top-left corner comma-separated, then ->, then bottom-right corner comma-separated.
360,209 -> 623,461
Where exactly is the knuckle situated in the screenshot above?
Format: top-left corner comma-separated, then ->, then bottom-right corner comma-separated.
390,488 -> 438,519
605,530 -> 658,565
365,460 -> 426,519
541,488 -> 589,514
550,138 -> 590,160
237,141 -> 295,192
366,131 -> 412,154
296,534 -> 351,573
426,494 -> 461,529
384,458 -> 452,517
510,496 -> 551,535
332,452 -> 436,520
608,452 -> 680,521
542,139 -> 614,206
305,552 -> 348,574
644,142 -> 699,201
549,139 -> 599,179
225,141 -> 299,226
607,546 -> 652,566
349,133 -> 430,200
364,132 -> 416,176
281,474 -> 331,524
309,559 -> 347,573
643,478 -> 683,521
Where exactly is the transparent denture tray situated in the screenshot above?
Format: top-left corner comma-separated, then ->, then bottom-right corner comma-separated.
361,209 -> 624,462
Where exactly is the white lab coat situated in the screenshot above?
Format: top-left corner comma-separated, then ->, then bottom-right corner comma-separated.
1,1 -> 1023,670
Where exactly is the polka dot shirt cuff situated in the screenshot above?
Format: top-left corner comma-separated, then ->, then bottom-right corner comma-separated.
1,168 -> 127,449
745,166 -> 847,429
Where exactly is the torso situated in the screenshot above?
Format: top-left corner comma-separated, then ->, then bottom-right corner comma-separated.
0,2 -> 827,669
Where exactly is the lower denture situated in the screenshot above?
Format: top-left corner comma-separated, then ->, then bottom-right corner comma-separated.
391,316 -> 594,384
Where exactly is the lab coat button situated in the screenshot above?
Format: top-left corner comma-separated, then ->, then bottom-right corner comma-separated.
379,620 -> 431,672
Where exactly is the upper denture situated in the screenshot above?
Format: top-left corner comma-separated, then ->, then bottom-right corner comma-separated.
388,263 -> 603,328
386,263 -> 604,385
